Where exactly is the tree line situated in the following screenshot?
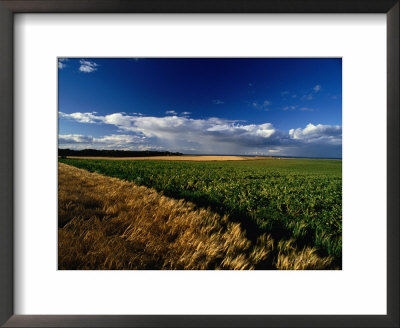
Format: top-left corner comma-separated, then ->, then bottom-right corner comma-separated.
58,148 -> 183,157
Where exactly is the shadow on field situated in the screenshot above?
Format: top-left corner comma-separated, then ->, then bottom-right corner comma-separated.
151,189 -> 341,270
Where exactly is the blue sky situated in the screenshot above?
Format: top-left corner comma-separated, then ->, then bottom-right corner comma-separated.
58,58 -> 342,158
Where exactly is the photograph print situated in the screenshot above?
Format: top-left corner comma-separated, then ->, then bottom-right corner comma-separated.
58,58 -> 342,270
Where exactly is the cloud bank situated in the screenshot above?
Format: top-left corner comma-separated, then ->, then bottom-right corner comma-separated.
59,111 -> 342,158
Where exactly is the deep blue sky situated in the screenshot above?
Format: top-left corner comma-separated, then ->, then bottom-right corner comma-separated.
58,58 -> 342,157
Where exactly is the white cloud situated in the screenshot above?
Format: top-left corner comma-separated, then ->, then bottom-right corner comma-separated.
59,111 -> 342,157
313,84 -> 321,92
58,58 -> 69,69
165,110 -> 177,115
212,100 -> 224,105
93,134 -> 144,145
59,134 -> 93,144
289,123 -> 341,145
59,134 -> 147,150
181,112 -> 191,116
79,59 -> 99,73
59,111 -> 103,123
60,112 -> 279,153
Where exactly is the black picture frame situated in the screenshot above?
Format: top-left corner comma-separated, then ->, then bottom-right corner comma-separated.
0,1 -> 398,327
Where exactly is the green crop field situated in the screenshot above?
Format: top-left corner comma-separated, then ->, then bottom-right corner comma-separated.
59,158 -> 342,266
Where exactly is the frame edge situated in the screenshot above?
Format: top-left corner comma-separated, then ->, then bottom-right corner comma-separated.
1,0 -> 399,13
2,0 -> 399,327
0,0 -> 14,327
387,2 -> 400,326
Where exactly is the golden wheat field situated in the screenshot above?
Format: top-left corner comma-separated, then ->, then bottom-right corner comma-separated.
58,163 -> 335,270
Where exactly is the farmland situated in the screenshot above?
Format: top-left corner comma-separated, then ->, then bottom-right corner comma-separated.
59,157 -> 342,269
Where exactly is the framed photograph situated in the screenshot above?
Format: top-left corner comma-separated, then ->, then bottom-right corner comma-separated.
0,0 -> 398,327
57,57 -> 343,272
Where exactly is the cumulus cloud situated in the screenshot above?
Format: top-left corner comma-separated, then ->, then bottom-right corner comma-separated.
181,112 -> 191,116
289,123 -> 341,145
59,112 -> 102,123
165,110 -> 177,115
59,112 -> 280,153
59,111 -> 342,157
79,59 -> 99,73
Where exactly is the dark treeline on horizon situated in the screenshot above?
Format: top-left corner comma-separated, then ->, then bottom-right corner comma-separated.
58,148 -> 183,157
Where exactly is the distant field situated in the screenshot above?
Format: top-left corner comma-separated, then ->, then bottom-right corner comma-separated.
65,155 -> 273,161
59,157 -> 342,268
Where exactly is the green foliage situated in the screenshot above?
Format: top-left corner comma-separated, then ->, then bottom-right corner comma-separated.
59,158 -> 342,259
